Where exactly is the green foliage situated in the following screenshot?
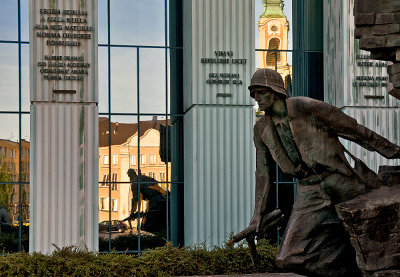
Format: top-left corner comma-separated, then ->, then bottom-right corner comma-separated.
0,155 -> 15,216
0,239 -> 279,276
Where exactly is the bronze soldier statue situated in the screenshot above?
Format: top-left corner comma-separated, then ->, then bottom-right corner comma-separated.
240,68 -> 400,277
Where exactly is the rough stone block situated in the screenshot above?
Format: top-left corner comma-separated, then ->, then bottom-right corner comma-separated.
378,0 -> 400,13
370,51 -> 394,61
375,13 -> 396,24
354,0 -> 379,13
385,34 -> 400,47
389,73 -> 400,87
336,186 -> 400,272
388,63 -> 400,74
372,24 -> 400,35
355,13 -> 375,26
389,87 -> 400,99
355,26 -> 373,38
360,36 -> 386,49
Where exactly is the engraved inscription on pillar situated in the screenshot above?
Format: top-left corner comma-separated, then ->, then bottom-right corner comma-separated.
32,4 -> 95,95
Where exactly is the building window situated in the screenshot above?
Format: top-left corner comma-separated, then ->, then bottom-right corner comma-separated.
113,154 -> 118,165
149,154 -> 157,165
9,149 -> 14,158
131,155 -> 136,166
111,199 -> 118,212
111,173 -> 118,190
149,172 -> 155,179
99,197 -> 109,211
140,154 -> 146,165
104,155 -> 109,165
267,38 -> 281,66
160,172 -> 166,182
101,174 -> 110,187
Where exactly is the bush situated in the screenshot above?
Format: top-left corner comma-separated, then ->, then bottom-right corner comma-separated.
0,239 -> 279,276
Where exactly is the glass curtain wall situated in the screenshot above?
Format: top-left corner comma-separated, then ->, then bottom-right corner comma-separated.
97,0 -> 183,253
0,0 -> 183,253
0,0 -> 29,253
254,0 -> 323,244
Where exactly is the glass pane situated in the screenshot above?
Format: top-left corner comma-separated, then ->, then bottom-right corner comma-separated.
98,47 -> 109,114
21,44 -> 29,112
21,0 -> 29,42
110,0 -> 165,46
98,116 -> 142,251
255,0 -> 292,50
0,44 -> 18,111
98,0 -> 108,45
0,1 -> 18,41
139,49 -> 166,114
0,114 -> 19,145
111,47 -> 138,113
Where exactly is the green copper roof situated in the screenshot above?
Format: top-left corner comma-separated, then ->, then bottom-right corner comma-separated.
260,0 -> 285,18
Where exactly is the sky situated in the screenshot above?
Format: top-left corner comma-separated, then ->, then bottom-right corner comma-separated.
0,0 -> 293,141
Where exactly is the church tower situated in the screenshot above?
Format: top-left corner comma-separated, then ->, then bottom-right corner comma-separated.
258,0 -> 291,81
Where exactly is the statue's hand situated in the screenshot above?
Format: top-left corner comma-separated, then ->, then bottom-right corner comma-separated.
249,213 -> 262,233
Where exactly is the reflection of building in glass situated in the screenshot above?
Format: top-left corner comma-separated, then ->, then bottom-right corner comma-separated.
0,139 -> 30,222
98,117 -> 170,224
258,0 -> 292,82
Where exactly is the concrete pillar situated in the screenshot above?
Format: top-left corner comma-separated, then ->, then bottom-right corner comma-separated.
29,0 -> 98,253
183,0 -> 255,247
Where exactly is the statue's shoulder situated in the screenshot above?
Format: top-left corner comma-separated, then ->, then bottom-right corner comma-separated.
287,96 -> 337,114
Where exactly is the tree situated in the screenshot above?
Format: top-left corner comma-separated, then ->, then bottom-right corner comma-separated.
0,154 -> 15,217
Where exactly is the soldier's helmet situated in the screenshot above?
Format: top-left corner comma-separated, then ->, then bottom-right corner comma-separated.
248,68 -> 288,98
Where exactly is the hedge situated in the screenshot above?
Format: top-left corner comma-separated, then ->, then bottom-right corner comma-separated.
0,239 -> 279,276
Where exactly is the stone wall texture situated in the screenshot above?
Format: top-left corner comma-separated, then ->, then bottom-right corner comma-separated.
354,0 -> 400,99
336,185 -> 400,277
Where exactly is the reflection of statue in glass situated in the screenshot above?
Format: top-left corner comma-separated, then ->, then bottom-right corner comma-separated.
122,169 -> 167,235
242,68 -> 400,276
0,205 -> 11,233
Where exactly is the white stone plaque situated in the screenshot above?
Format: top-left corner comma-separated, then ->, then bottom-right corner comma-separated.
30,0 -> 97,103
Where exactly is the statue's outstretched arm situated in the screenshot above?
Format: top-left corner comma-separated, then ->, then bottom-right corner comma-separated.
302,98 -> 400,159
